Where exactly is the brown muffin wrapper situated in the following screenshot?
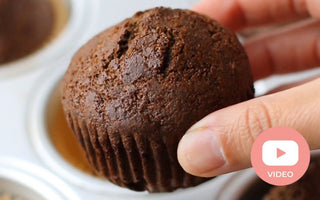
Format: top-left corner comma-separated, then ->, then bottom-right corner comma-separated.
66,112 -> 208,192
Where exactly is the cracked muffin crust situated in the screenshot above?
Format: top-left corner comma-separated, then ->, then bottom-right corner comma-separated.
62,7 -> 254,192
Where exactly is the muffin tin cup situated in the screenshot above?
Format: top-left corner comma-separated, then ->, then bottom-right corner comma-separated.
0,157 -> 79,200
28,62 -> 233,200
0,0 -> 100,79
215,169 -> 261,200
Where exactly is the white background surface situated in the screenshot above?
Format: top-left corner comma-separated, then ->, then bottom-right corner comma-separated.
1,0 -> 320,199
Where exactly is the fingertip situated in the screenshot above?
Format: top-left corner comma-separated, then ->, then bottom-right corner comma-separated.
177,131 -> 201,175
191,0 -> 246,31
190,0 -> 205,13
177,133 -> 193,174
177,128 -> 226,177
190,0 -> 215,18
307,0 -> 320,19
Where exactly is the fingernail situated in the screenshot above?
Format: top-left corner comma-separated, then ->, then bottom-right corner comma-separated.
178,128 -> 226,176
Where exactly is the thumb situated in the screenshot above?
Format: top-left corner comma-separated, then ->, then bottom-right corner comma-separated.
178,78 -> 320,177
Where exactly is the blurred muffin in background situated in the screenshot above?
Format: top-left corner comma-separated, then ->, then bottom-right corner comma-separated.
0,0 -> 67,64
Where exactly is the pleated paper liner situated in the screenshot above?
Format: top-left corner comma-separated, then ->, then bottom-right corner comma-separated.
65,109 -> 208,192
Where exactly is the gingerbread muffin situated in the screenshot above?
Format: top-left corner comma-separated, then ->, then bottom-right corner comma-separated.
61,7 -> 254,192
0,0 -> 54,64
263,160 -> 320,200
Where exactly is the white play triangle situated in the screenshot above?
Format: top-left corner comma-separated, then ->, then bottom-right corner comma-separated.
277,148 -> 286,158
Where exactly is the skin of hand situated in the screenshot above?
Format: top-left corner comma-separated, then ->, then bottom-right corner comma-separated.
177,0 -> 320,177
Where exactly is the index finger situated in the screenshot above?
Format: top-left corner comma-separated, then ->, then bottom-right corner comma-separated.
192,0 -> 309,31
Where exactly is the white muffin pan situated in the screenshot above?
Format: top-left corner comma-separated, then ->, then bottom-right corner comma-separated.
215,169 -> 263,200
0,157 -> 79,200
1,0 -> 320,199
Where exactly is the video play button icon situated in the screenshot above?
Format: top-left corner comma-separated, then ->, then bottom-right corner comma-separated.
262,140 -> 299,166
277,148 -> 286,158
251,127 -> 310,186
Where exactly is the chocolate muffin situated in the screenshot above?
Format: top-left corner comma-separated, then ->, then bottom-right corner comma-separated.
263,160 -> 320,200
0,0 -> 54,64
62,7 -> 254,192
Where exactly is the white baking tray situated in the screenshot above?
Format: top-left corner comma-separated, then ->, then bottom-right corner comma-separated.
1,1 -> 319,200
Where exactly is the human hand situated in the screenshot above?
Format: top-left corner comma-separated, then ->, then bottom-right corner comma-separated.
177,0 -> 320,177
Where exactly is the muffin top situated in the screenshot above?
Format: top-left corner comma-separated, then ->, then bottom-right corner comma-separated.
62,7 -> 253,137
0,0 -> 54,64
